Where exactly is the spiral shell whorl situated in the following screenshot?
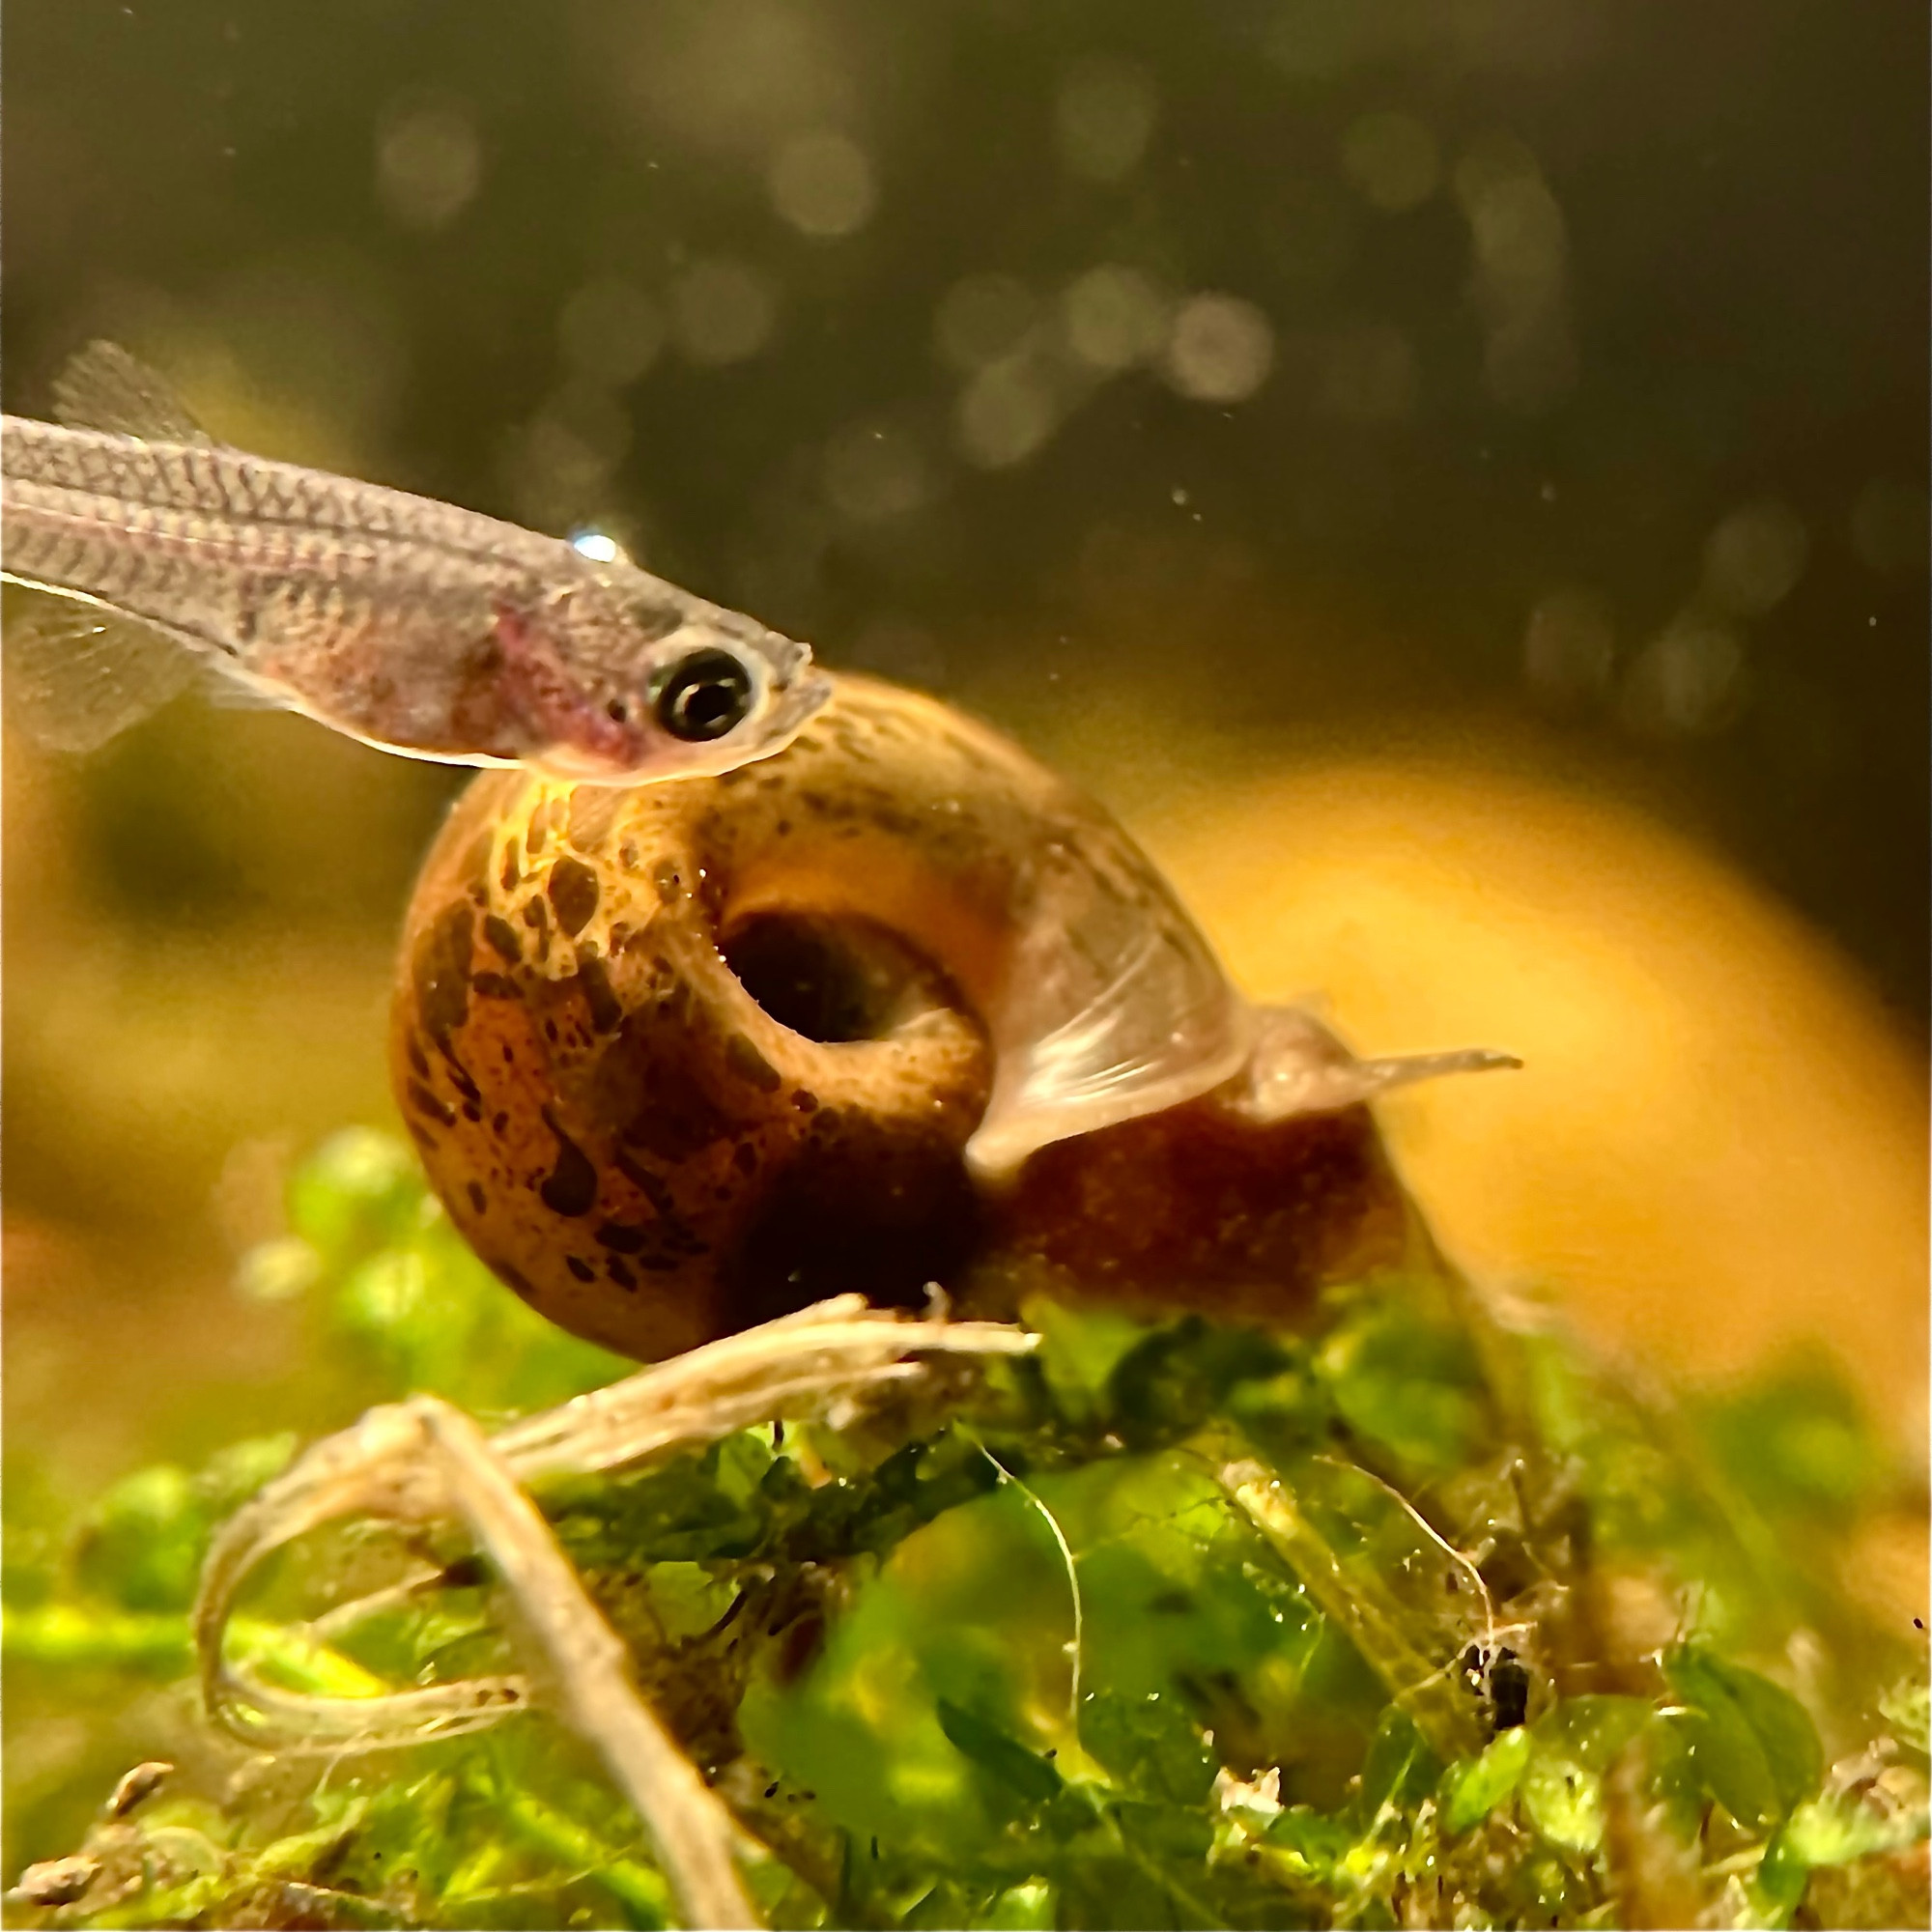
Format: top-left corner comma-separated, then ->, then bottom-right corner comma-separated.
393,763 -> 991,1358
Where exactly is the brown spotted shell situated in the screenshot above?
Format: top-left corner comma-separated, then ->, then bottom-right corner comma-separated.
392,676 -> 1435,1358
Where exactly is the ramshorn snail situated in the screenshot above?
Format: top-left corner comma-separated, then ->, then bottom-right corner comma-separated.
393,674 -> 1512,1358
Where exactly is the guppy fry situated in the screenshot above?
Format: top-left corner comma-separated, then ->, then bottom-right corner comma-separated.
0,341 -> 829,780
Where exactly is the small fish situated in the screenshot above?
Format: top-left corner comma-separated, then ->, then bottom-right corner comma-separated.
0,341 -> 830,780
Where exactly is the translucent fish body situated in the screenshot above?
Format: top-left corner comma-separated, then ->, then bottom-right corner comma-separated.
0,346 -> 827,779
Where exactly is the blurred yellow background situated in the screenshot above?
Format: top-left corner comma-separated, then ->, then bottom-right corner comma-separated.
1156,756 -> 1928,1438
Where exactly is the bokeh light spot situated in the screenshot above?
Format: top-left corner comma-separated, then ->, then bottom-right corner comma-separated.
556,278 -> 666,386
373,98 -> 483,232
1456,137 -> 1575,413
1161,294 -> 1275,404
1053,56 -> 1158,184
1060,264 -> 1171,371
1701,499 -> 1809,619
1620,616 -> 1747,736
1523,588 -> 1616,710
670,258 -> 779,365
955,358 -> 1060,469
498,385 -> 636,529
592,0 -> 860,161
769,130 -> 878,239
1264,0 -> 1390,80
934,272 -> 1037,373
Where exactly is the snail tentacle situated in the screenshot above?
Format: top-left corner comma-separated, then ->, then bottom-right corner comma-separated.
1224,1005 -> 1521,1124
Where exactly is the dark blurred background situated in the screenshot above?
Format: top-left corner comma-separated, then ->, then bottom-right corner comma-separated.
3,0 -> 1926,1464
7,0 -> 1928,987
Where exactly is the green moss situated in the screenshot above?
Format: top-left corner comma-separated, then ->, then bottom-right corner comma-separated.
6,1133 -> 1927,1929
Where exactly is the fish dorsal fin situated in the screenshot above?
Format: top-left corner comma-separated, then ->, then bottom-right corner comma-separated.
51,340 -> 214,446
6,342 -> 220,750
7,343 -> 286,752
2,593 -> 199,753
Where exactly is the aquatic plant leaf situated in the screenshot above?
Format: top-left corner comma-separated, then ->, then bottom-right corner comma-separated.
1666,1705 -> 1778,1832
2,1603 -> 194,1676
936,1700 -> 1066,1805
1224,1459 -> 1490,1764
287,1128 -> 432,1262
11,1129 -> 1929,1931
1538,1693 -> 1653,1772
1079,1689 -> 1218,1807
975,1880 -> 1056,1929
1316,1296 -> 1489,1475
1262,1803 -> 1354,1870
1520,1750 -> 1605,1855
643,1561 -> 739,1641
1357,1708 -> 1442,1820
1025,1296 -> 1157,1422
1783,1788 -> 1928,1865
1747,1788 -> 1932,1929
1439,1724 -> 1532,1834
1665,1646 -> 1823,1821
1106,1317 -> 1297,1448
73,1464 -> 205,1614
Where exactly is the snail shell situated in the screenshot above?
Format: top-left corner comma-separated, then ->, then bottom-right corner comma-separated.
392,675 -> 1473,1357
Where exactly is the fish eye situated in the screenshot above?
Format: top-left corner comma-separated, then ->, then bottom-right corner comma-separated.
607,698 -> 629,723
654,647 -> 755,743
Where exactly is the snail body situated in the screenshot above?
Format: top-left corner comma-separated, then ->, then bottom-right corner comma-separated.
393,676 -> 1497,1357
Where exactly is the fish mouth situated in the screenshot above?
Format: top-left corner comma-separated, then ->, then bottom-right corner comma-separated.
530,740 -> 653,782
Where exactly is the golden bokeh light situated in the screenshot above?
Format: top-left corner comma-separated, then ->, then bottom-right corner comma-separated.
1149,759 -> 1928,1443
